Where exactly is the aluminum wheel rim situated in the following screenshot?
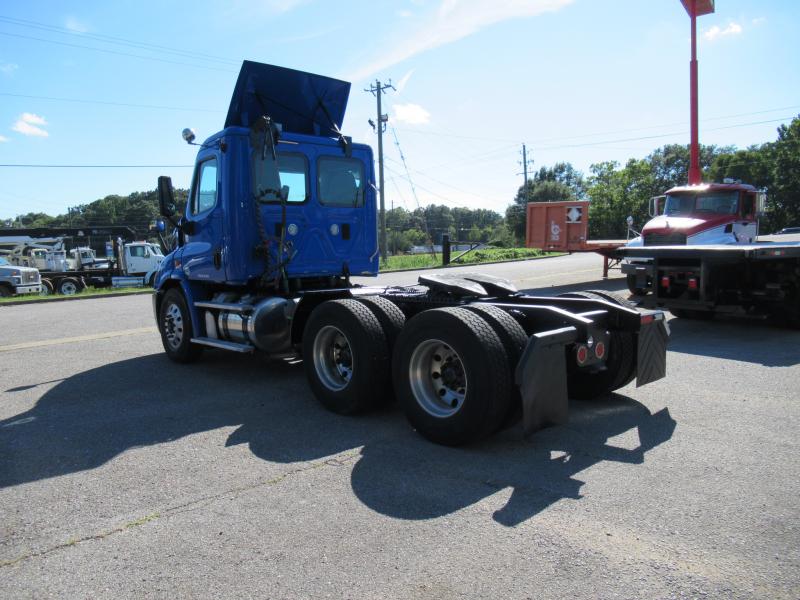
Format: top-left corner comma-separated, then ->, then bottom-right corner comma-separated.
163,302 -> 184,350
408,339 -> 467,418
312,325 -> 353,391
60,281 -> 78,295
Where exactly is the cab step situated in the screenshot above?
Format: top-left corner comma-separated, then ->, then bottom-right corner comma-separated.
194,301 -> 254,313
190,337 -> 254,353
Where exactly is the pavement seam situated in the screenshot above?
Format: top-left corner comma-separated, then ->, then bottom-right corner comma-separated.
0,450 -> 361,569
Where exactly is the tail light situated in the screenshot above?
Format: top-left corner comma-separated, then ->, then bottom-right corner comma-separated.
660,276 -> 670,288
575,345 -> 589,365
688,277 -> 698,290
594,341 -> 606,360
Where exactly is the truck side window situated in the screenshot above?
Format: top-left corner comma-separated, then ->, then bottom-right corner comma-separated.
742,195 -> 755,218
318,156 -> 364,207
193,159 -> 218,214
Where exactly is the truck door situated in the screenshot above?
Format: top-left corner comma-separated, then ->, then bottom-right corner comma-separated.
182,155 -> 227,282
125,244 -> 147,274
734,193 -> 758,243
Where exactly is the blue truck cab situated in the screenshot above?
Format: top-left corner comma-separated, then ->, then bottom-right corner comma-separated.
153,61 -> 669,447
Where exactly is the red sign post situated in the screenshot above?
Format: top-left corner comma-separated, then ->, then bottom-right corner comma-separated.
679,1 -> 716,185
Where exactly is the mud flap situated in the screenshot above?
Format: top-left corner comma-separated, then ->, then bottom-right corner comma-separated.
636,314 -> 669,387
515,326 -> 577,436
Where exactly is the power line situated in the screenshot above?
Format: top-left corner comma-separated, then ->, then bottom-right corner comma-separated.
0,164 -> 194,168
0,31 -> 236,73
0,15 -> 240,66
392,106 -> 800,147
0,92 -> 219,113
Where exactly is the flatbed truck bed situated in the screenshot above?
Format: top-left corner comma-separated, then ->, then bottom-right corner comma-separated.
616,242 -> 800,323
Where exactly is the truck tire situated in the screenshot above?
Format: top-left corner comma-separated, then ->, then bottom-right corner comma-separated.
356,295 -> 405,354
559,291 -> 636,399
158,288 -> 203,363
302,299 -> 390,415
57,277 -> 80,295
40,279 -> 54,296
586,289 -> 638,310
626,274 -> 648,296
462,303 -> 527,428
0,284 -> 11,297
393,307 -> 513,446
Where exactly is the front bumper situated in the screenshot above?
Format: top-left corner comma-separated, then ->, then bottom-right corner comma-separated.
14,284 -> 42,295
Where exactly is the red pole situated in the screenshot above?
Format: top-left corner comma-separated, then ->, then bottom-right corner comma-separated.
688,1 -> 702,184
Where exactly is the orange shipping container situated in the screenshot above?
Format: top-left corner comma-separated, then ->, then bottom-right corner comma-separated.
525,201 -> 590,252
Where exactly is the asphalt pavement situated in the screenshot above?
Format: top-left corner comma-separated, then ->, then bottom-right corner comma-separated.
1,253 -> 798,599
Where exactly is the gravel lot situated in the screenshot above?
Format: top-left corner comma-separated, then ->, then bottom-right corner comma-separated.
1,253 -> 798,599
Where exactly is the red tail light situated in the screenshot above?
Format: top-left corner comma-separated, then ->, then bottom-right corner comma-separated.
594,341 -> 606,360
660,276 -> 670,288
576,345 -> 589,365
688,277 -> 698,290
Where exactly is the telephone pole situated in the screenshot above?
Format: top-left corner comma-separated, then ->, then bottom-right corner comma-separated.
365,79 -> 394,262
518,143 -> 534,198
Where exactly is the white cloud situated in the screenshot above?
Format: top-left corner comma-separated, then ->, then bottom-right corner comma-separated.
0,61 -> 18,75
20,113 -> 46,126
703,22 -> 743,42
392,103 -> 431,125
751,17 -> 766,26
347,0 -> 573,82
397,9 -> 413,18
396,69 -> 415,93
263,0 -> 310,14
12,113 -> 49,137
64,16 -> 89,33
0,135 -> 9,143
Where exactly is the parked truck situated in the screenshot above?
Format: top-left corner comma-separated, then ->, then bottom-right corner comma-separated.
7,239 -> 163,294
151,61 -> 669,445
622,181 -> 768,295
0,257 -> 41,297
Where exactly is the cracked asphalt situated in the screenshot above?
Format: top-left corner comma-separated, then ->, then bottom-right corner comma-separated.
1,253 -> 799,599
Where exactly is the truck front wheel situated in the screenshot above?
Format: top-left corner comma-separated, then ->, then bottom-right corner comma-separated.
393,307 -> 512,446
302,299 -> 390,415
158,288 -> 203,363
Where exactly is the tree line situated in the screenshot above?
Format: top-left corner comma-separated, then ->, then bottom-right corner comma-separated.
4,115 -> 798,246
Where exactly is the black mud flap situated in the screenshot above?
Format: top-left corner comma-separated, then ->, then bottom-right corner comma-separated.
515,326 -> 577,436
636,313 -> 669,387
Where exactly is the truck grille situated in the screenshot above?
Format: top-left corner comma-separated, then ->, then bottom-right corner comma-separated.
644,232 -> 686,246
23,270 -> 40,284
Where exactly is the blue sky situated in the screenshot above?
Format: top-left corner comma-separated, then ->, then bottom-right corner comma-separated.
1,0 -> 799,220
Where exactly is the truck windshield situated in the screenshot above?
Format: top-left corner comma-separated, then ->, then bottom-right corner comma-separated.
664,191 -> 739,216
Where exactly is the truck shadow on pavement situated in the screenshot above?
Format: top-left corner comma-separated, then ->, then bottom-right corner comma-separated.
0,352 -> 675,526
665,317 -> 800,366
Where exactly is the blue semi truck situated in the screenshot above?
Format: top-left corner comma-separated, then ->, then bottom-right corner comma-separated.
153,61 -> 669,445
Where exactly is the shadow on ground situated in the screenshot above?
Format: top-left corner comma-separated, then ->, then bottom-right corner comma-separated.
665,316 -> 800,366
0,350 -> 675,526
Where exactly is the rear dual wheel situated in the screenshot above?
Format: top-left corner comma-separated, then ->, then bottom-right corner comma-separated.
303,299 -> 391,415
393,307 -> 513,446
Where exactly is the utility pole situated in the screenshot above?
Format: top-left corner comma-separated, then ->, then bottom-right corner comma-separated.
365,79 -> 394,261
518,143 -> 534,199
